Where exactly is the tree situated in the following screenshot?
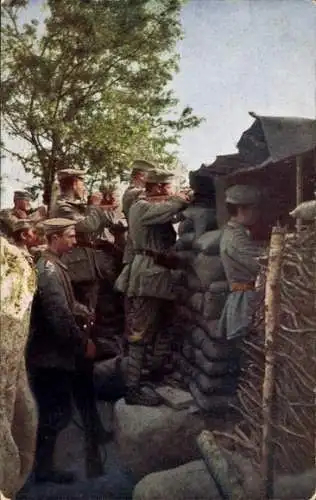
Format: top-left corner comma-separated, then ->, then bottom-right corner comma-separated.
1,0 -> 202,204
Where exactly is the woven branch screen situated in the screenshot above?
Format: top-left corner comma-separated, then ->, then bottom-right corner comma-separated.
215,227 -> 316,475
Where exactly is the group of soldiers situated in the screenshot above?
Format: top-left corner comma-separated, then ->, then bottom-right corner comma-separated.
0,160 -> 265,485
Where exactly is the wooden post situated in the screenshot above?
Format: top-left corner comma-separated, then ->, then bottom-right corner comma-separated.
262,226 -> 286,499
295,156 -> 303,233
197,430 -> 246,500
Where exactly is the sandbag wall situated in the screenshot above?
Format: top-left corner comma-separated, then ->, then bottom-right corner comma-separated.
174,205 -> 239,412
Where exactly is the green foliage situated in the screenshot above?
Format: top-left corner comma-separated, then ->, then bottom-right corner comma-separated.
1,0 -> 202,203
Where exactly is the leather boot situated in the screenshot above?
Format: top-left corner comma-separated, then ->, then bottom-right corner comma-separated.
124,343 -> 163,406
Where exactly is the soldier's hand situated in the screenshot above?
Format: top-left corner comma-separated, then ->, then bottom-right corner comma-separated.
85,339 -> 97,360
89,192 -> 103,206
15,209 -> 28,218
175,192 -> 190,203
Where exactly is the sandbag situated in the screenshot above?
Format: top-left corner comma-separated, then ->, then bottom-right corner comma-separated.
209,280 -> 229,294
190,292 -> 204,313
191,324 -> 218,348
182,341 -> 196,362
181,206 -> 217,238
174,232 -> 195,251
195,372 -> 238,396
201,336 -> 236,362
193,229 -> 222,255
194,350 -> 229,377
202,291 -> 227,321
189,381 -> 236,413
177,218 -> 194,236
192,254 -> 226,288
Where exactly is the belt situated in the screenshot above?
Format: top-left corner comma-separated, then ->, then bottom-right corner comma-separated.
230,282 -> 255,292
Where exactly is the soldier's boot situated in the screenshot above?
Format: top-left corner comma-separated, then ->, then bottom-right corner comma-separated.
124,343 -> 163,406
34,434 -> 76,484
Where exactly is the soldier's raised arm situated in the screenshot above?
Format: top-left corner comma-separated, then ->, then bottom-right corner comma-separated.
139,197 -> 188,226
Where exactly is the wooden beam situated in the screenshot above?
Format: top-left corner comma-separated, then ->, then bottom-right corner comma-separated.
295,156 -> 303,232
262,226 -> 286,499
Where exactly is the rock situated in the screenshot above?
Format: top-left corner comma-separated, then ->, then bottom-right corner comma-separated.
155,386 -> 194,409
133,455 -> 316,500
133,460 -> 219,500
113,399 -> 207,480
54,402 -> 114,480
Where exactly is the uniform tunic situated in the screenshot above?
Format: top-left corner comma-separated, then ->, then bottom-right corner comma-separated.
122,185 -> 145,266
125,197 -> 187,299
51,195 -> 112,240
28,251 -> 87,371
121,197 -> 187,344
217,220 -> 264,340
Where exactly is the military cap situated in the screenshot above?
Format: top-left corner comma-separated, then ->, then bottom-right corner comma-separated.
14,190 -> 31,201
225,184 -> 261,205
131,159 -> 156,175
12,219 -> 32,233
57,169 -> 86,181
42,218 -> 76,235
146,169 -> 175,184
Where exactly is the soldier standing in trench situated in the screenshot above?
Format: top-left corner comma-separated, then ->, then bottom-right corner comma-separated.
120,160 -> 154,271
217,185 -> 265,367
50,169 -> 120,475
122,170 -> 189,406
27,219 -> 98,483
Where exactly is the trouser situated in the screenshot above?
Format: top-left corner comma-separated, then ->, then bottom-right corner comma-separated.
30,369 -> 73,475
30,366 -> 105,477
124,296 -> 174,372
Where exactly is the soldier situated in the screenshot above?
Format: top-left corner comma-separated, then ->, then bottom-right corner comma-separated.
99,183 -> 127,248
217,184 -> 265,341
122,159 -> 154,219
0,191 -> 46,237
11,219 -> 38,265
50,169 -> 113,237
122,170 -> 189,406
27,218 -> 101,483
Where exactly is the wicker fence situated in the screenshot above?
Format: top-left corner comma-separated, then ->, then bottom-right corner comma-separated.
215,226 -> 316,476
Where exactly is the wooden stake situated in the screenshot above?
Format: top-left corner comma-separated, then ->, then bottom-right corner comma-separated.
262,226 -> 286,499
197,430 -> 246,500
295,156 -> 303,233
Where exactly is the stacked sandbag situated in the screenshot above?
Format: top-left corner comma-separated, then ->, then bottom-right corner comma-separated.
174,207 -> 239,412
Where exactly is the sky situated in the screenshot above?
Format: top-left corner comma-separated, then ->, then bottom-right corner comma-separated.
1,0 -> 316,207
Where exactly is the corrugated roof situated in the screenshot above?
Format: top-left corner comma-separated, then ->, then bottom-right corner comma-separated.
238,112 -> 316,164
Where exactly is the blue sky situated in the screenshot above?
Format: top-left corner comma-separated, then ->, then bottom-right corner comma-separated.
1,0 -> 315,206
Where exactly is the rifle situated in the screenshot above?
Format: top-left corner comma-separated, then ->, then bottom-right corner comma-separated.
73,306 -> 109,478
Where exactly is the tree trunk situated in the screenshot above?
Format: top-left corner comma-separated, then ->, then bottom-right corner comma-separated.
262,226 -> 286,499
